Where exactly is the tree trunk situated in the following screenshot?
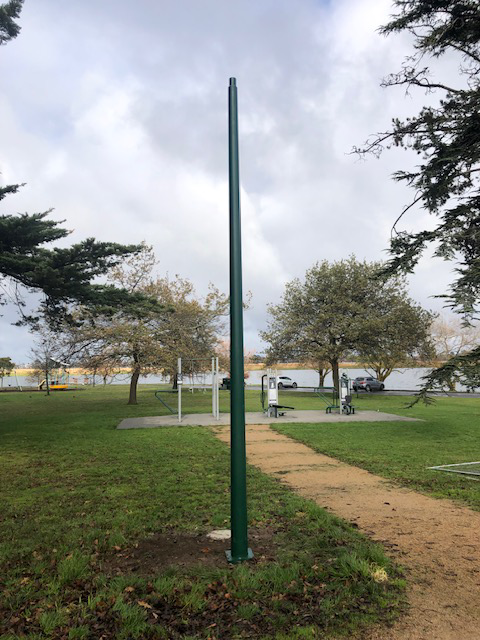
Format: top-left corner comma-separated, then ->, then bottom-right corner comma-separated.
172,372 -> 178,390
45,362 -> 50,396
128,368 -> 140,405
447,377 -> 456,392
377,368 -> 393,382
331,359 -> 339,401
367,365 -> 393,382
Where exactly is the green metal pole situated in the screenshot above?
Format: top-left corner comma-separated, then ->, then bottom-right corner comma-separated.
226,77 -> 253,564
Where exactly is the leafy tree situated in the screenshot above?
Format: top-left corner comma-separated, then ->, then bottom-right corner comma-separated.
361,295 -> 435,382
296,358 -> 331,388
146,277 -> 227,390
261,257 -> 433,393
215,341 -> 253,382
0,356 -> 15,387
74,348 -> 120,386
0,0 -> 22,45
29,327 -> 62,395
62,246 -> 228,404
356,0 -> 480,392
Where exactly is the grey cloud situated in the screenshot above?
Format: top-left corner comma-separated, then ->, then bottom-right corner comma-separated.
1,0 -> 456,361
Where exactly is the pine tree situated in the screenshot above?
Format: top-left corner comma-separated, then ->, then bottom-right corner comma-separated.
356,1 -> 480,395
0,0 -> 23,45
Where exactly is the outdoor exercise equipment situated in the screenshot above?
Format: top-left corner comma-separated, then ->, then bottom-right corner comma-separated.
314,386 -> 339,413
261,369 -> 294,417
175,356 -> 220,423
317,373 -> 354,414
339,372 -> 355,415
154,389 -> 178,414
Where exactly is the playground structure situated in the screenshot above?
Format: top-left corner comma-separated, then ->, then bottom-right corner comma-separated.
155,356 -> 220,423
38,360 -> 71,390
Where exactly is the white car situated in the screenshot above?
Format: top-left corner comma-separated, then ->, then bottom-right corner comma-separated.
277,376 -> 298,389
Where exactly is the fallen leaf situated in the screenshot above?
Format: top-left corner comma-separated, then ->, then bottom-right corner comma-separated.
124,586 -> 135,593
137,600 -> 152,609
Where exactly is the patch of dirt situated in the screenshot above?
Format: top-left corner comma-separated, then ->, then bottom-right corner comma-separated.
103,528 -> 277,576
215,424 -> 480,640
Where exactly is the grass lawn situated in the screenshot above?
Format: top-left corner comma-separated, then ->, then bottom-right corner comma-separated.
0,386 -> 404,639
274,391 -> 480,510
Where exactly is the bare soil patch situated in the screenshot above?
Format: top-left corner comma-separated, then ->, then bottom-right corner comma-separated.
214,424 -> 480,640
103,528 -> 276,576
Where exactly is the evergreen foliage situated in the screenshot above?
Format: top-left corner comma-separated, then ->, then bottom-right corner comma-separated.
356,0 -> 480,394
0,186 -> 148,324
0,0 -> 23,45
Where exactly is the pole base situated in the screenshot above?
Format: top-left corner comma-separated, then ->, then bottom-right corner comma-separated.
225,548 -> 254,564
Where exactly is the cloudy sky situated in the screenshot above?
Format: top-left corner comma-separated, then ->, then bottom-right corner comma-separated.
1,0 -> 456,364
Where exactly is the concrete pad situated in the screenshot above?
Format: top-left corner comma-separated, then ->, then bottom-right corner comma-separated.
206,529 -> 231,541
116,409 -> 421,429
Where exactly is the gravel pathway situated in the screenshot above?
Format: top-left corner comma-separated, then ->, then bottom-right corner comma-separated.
214,423 -> 480,640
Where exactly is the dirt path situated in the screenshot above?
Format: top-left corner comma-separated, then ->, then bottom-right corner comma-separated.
214,424 -> 480,640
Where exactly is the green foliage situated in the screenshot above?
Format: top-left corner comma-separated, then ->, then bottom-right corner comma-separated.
63,245 -> 227,404
0,0 -> 23,45
361,295 -> 435,381
261,256 -> 433,386
0,357 -> 15,381
356,1 -> 480,393
360,1 -> 480,315
415,344 -> 480,401
0,186 -> 154,325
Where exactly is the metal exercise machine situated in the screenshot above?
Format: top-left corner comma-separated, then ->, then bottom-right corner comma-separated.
261,369 -> 294,417
339,372 -> 355,415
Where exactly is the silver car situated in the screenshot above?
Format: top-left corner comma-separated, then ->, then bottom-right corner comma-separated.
277,376 -> 298,389
352,376 -> 385,392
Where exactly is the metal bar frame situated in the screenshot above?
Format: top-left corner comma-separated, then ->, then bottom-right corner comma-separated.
177,355 -> 220,421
